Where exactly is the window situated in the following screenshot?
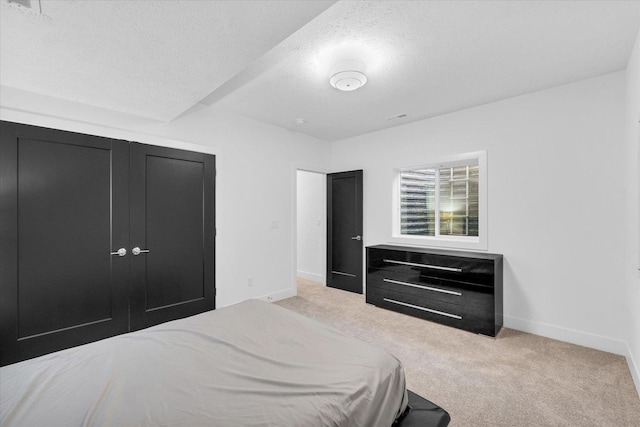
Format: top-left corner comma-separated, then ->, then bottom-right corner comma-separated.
392,151 -> 487,250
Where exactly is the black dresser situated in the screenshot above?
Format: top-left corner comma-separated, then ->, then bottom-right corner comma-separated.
366,245 -> 503,337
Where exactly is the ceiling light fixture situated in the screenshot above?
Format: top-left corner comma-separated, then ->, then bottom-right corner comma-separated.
329,60 -> 367,92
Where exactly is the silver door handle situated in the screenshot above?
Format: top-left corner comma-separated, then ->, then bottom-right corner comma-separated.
132,247 -> 150,256
110,248 -> 127,257
351,235 -> 362,241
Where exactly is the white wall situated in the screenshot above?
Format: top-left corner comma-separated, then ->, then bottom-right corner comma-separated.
296,170 -> 326,283
330,72 -> 628,356
0,88 -> 332,308
623,29 -> 640,395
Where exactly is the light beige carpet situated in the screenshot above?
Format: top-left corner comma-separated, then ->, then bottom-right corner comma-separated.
276,278 -> 640,426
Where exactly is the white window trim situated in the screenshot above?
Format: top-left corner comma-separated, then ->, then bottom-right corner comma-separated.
390,150 -> 488,251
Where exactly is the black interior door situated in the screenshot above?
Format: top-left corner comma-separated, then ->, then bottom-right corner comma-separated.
129,143 -> 215,330
326,170 -> 363,294
0,122 -> 130,365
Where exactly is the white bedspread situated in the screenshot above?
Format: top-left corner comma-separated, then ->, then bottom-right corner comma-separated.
0,299 -> 407,426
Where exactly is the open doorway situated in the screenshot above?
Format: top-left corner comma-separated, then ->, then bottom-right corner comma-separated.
296,170 -> 326,289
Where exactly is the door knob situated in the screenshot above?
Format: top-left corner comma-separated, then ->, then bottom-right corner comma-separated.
351,235 -> 362,241
132,247 -> 150,256
110,248 -> 127,257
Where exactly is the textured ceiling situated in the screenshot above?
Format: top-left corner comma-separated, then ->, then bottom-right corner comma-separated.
212,0 -> 640,141
0,0 -> 335,121
1,1 -> 638,140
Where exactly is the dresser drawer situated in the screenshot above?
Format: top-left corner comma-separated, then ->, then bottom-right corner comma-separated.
366,286 -> 495,335
368,248 -> 495,287
367,271 -> 493,311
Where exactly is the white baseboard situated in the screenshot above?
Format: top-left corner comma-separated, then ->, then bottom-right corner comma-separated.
505,314 -> 640,398
256,287 -> 296,303
504,315 -> 629,356
296,270 -> 324,284
625,343 -> 640,399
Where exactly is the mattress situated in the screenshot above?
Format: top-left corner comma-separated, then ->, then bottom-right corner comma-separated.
0,299 -> 408,426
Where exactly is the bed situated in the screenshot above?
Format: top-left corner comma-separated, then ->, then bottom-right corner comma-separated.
1,299 -> 411,426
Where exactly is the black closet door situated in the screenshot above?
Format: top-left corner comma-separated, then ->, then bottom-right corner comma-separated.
0,122 -> 130,366
129,143 -> 215,330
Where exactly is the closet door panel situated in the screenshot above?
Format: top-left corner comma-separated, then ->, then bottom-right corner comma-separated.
0,122 -> 130,366
129,143 -> 215,330
18,138 -> 112,335
146,155 -> 204,308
